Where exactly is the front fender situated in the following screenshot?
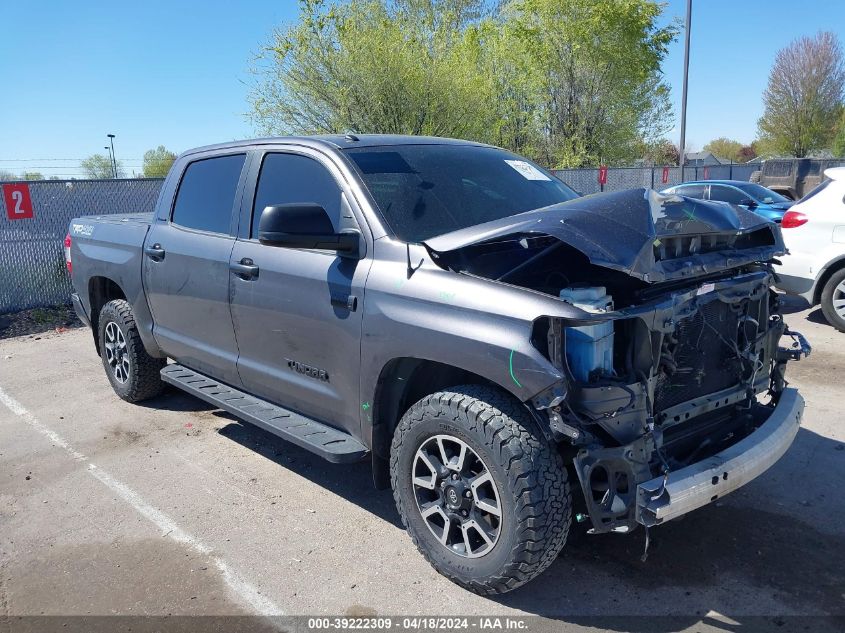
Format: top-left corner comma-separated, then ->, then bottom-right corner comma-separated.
360,242 -> 580,419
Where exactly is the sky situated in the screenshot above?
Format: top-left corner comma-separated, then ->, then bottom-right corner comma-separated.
1,0 -> 843,178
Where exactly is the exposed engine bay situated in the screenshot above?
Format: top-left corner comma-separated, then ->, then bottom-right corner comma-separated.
426,189 -> 810,534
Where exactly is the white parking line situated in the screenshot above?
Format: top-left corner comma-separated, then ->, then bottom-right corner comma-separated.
0,386 -> 284,616
0,388 -> 87,462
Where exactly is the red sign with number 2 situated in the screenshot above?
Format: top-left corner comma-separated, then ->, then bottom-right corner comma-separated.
3,183 -> 34,220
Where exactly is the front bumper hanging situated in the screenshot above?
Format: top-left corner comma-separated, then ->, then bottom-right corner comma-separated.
636,387 -> 804,527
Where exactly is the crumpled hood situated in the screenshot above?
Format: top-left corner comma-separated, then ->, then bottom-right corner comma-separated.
425,188 -> 785,282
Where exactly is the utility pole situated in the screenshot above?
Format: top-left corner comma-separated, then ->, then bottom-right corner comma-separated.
679,0 -> 692,183
103,147 -> 114,180
107,134 -> 117,178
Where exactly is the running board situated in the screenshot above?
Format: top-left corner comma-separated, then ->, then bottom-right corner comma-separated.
160,364 -> 368,463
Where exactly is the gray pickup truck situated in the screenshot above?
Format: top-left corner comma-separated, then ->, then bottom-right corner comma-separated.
67,135 -> 809,594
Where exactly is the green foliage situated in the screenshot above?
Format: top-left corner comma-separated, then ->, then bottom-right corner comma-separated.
250,0 -> 498,141
833,110 -> 845,158
758,31 -> 845,157
0,170 -> 47,180
142,146 -> 177,177
30,308 -> 55,325
703,137 -> 743,162
751,135 -> 781,159
248,0 -> 677,167
81,154 -> 125,179
497,0 -> 677,167
639,138 -> 679,165
701,138 -> 756,163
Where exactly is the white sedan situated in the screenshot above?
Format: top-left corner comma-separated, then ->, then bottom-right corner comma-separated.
776,166 -> 845,331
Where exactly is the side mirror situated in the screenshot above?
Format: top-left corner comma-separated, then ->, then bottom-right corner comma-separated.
257,203 -> 360,255
739,198 -> 757,208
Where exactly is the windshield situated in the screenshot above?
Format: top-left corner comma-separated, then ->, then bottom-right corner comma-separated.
735,182 -> 790,204
344,144 -> 578,242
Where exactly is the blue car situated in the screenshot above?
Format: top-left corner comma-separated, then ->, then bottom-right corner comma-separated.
662,180 -> 794,222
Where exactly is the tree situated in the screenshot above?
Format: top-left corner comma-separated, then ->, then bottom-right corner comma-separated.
81,153 -> 125,179
641,138 -> 679,165
249,0 -> 498,141
0,169 -> 17,181
833,110 -> 845,158
248,0 -> 677,167
736,145 -> 757,163
499,0 -> 677,167
703,137 -> 743,162
700,138 -> 755,163
142,146 -> 177,177
21,171 -> 45,180
757,31 -> 845,157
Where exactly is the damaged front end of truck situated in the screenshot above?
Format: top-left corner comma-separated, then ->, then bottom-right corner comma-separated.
426,188 -> 810,535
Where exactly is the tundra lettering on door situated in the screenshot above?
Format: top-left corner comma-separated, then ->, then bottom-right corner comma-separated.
286,358 -> 329,382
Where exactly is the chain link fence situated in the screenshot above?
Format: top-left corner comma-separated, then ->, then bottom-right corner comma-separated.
0,178 -> 164,314
1,164 -> 765,314
553,164 -> 760,195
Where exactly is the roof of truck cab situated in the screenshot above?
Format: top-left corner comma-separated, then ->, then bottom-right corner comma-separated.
180,135 -> 489,157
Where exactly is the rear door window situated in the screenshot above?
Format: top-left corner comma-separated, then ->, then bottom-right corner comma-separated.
674,184 -> 706,199
709,185 -> 746,204
171,154 -> 246,234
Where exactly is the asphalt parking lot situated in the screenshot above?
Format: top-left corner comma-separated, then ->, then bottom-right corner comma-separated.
1,296 -> 843,631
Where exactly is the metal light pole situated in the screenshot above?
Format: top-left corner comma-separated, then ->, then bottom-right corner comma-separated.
678,0 -> 692,182
107,134 -> 117,178
103,147 -> 114,180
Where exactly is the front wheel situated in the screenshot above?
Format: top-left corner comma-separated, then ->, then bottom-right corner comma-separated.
820,268 -> 845,333
390,385 -> 571,594
98,299 -> 166,402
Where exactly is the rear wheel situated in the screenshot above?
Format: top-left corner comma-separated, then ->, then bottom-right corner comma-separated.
390,385 -> 571,594
820,268 -> 845,333
98,300 -> 166,402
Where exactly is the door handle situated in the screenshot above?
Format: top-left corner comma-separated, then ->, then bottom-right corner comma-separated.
144,244 -> 165,261
331,294 -> 358,311
230,258 -> 259,280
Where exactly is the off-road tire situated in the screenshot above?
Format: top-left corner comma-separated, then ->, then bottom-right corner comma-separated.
390,385 -> 571,594
820,268 -> 845,333
98,299 -> 165,402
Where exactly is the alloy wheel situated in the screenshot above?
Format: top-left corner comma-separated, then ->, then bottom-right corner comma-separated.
104,321 -> 130,384
412,434 -> 502,558
833,279 -> 845,320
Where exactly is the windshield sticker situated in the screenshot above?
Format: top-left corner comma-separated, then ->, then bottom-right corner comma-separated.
504,160 -> 551,181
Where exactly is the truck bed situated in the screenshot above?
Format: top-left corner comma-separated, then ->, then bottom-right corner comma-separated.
68,212 -> 156,350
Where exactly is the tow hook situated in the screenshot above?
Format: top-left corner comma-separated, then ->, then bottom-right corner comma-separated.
778,328 -> 811,361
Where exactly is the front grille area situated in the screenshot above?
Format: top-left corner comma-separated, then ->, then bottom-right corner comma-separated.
654,298 -> 755,411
